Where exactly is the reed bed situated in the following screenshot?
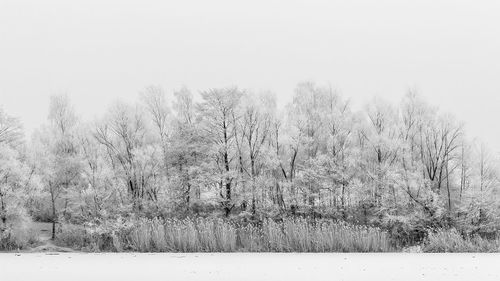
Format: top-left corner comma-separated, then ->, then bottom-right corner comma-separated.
56,217 -> 394,252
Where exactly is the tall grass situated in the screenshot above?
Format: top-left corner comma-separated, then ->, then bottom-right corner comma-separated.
263,219 -> 392,252
56,217 -> 394,252
423,228 -> 500,252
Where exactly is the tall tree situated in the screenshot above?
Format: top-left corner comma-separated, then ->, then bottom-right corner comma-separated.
33,94 -> 81,239
93,102 -> 158,211
239,92 -> 274,213
198,88 -> 242,216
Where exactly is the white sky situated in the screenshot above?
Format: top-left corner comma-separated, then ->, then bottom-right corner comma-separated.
1,0 -> 500,151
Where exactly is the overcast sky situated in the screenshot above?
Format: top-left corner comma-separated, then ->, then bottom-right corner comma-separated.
1,0 -> 499,151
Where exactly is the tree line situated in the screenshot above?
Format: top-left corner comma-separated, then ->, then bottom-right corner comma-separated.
1,82 -> 499,242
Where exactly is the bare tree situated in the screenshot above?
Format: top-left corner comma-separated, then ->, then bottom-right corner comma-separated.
198,88 -> 242,216
141,86 -> 171,176
0,109 -> 23,146
94,102 -> 159,210
240,92 -> 274,213
419,115 -> 462,193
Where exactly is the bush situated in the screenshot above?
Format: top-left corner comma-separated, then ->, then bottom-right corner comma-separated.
423,228 -> 500,252
55,224 -> 88,250
55,218 -> 132,252
0,207 -> 38,250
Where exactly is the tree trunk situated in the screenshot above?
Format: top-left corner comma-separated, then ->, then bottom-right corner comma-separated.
341,182 -> 346,219
0,194 -> 6,225
51,190 -> 57,240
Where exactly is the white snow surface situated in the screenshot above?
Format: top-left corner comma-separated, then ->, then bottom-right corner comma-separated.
1,253 -> 500,281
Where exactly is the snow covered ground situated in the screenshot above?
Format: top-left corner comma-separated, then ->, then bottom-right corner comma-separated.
1,253 -> 500,281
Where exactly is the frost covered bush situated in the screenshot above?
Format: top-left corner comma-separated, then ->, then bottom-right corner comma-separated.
0,207 -> 37,250
54,224 -> 88,250
423,228 -> 500,252
380,209 -> 450,248
55,218 -> 133,251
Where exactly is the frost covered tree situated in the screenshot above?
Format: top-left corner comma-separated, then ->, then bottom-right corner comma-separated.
198,88 -> 243,216
93,102 -> 162,211
169,87 -> 211,210
2,82 -> 500,246
31,94 -> 82,239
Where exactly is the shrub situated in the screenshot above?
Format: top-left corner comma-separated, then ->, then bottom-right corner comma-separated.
0,207 -> 37,250
54,224 -> 88,250
55,218 -> 132,252
423,228 -> 500,252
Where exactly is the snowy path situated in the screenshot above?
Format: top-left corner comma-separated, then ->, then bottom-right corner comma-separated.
1,253 -> 500,281
28,222 -> 73,252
